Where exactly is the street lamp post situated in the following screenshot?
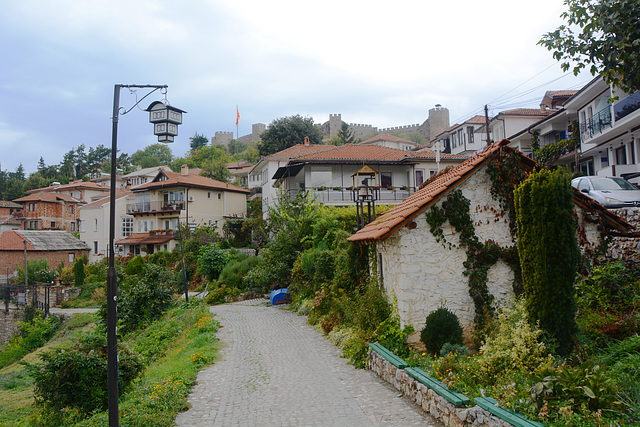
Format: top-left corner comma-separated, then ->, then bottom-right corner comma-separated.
108,84 -> 184,427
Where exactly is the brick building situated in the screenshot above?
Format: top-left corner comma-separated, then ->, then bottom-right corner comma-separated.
0,230 -> 90,280
13,192 -> 82,232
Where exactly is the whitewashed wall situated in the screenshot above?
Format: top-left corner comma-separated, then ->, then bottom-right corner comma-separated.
377,167 -> 602,343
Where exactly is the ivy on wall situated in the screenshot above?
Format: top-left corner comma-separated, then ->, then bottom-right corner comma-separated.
425,148 -> 526,336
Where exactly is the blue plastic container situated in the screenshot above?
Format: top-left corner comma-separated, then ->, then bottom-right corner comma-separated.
270,288 -> 291,305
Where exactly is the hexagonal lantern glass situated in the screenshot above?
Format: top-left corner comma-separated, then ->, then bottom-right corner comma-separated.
146,101 -> 186,143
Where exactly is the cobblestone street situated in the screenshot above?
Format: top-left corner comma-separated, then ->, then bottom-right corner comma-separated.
175,299 -> 440,426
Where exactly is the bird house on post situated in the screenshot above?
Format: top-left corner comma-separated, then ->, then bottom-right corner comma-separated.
146,101 -> 186,143
351,165 -> 379,230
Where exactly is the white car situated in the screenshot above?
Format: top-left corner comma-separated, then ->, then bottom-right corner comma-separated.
571,176 -> 640,208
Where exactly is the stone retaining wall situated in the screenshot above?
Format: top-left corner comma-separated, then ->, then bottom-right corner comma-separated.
608,208 -> 640,263
368,349 -> 510,427
0,309 -> 22,347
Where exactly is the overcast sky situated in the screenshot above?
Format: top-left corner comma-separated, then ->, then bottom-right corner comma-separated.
0,0 -> 592,175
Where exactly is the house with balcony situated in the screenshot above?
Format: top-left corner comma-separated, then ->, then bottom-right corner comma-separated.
507,91 -> 579,159
248,142 -> 337,211
115,165 -> 249,256
563,77 -> 640,182
269,144 -> 468,209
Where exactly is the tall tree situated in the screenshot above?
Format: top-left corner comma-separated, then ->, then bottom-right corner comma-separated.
334,122 -> 356,145
228,139 -> 247,155
539,0 -> 640,94
189,132 -> 209,152
131,144 -> 174,169
514,168 -> 579,356
258,115 -> 324,156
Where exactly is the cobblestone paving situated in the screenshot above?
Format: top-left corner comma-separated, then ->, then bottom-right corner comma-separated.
175,299 -> 441,426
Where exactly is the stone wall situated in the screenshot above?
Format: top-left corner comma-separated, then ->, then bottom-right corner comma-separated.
377,166 -> 605,343
377,168 -> 516,342
607,208 -> 640,263
0,309 -> 22,347
368,349 -> 510,427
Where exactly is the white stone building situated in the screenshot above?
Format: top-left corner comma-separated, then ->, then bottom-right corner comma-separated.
348,140 -> 633,343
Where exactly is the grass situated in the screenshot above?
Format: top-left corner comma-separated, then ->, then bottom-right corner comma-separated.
0,301 -> 220,427
0,312 -> 95,426
60,282 -> 105,308
62,301 -> 218,426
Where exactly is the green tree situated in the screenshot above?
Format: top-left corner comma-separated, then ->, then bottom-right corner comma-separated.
228,139 -> 247,155
201,157 -> 232,182
331,122 -> 356,146
131,144 -> 174,168
189,132 -> 209,152
258,115 -> 324,156
514,168 -> 579,356
539,0 -> 640,94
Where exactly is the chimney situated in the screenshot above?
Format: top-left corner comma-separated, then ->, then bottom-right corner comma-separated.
181,164 -> 189,176
304,136 -> 310,146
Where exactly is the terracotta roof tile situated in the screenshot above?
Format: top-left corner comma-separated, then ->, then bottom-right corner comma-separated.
13,192 -> 82,203
115,232 -> 175,245
264,144 -> 337,160
496,108 -> 553,117
134,172 -> 249,194
294,144 -> 408,162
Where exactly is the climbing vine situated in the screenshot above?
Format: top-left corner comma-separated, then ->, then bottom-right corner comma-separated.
530,121 -> 581,169
425,189 -> 522,337
426,147 -> 527,337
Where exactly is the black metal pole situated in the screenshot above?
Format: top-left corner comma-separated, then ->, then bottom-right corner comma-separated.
177,219 -> 189,302
107,83 -> 121,427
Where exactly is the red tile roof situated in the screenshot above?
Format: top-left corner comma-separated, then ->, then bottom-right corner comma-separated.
133,171 -> 249,194
348,139 -> 633,243
13,192 -> 82,203
294,144 -> 408,162
496,108 -> 553,117
545,90 -> 578,97
115,232 -> 175,245
264,144 -> 337,160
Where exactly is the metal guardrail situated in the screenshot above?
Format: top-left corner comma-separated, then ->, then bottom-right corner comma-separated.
1,283 -> 54,315
579,107 -> 612,140
126,200 -> 185,214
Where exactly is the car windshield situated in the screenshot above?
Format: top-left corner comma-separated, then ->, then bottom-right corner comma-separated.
590,177 -> 637,191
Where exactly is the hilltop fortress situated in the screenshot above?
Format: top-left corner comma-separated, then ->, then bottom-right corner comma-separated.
211,105 -> 450,147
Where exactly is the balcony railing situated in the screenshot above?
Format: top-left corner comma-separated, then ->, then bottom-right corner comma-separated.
281,186 -> 416,204
579,107 -> 612,140
126,200 -> 184,214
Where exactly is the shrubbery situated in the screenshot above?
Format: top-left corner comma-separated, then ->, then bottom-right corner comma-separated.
25,330 -> 144,414
197,243 -> 230,281
0,311 -> 62,369
420,305 -> 464,356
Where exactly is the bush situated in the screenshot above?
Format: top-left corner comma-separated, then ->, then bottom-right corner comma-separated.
197,243 -> 230,281
99,264 -> 174,335
17,259 -> 57,285
148,250 -> 175,266
478,298 -> 553,380
218,256 -> 262,290
125,255 -> 146,276
420,306 -> 464,355
25,330 -> 143,415
73,256 -> 87,287
0,314 -> 62,369
204,283 -> 241,305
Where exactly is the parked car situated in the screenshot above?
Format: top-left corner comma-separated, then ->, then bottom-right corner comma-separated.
571,176 -> 640,208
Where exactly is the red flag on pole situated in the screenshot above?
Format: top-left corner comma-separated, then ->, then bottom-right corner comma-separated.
236,106 -> 240,126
